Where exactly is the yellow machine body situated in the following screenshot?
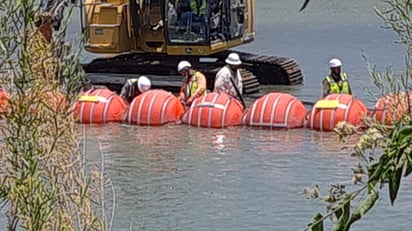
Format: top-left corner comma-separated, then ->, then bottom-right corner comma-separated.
82,0 -> 255,56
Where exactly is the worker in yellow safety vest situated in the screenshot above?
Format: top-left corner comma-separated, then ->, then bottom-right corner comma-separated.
177,60 -> 207,107
322,58 -> 352,97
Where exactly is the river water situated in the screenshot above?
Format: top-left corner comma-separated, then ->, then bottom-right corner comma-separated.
68,1 -> 412,230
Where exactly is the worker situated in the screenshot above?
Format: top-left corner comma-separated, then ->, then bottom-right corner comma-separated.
181,0 -> 207,34
120,76 -> 151,104
167,0 -> 178,27
214,52 -> 243,101
177,60 -> 207,107
209,0 -> 223,40
322,58 -> 352,97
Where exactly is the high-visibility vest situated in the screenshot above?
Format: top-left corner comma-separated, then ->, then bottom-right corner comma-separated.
190,0 -> 206,16
185,71 -> 206,98
325,73 -> 350,94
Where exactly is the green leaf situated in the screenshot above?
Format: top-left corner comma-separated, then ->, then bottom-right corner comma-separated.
307,213 -> 324,231
331,194 -> 351,231
368,162 -> 379,184
397,125 -> 412,140
389,166 -> 403,205
368,155 -> 388,185
346,189 -> 379,229
405,164 -> 412,177
386,144 -> 399,158
404,153 -> 412,177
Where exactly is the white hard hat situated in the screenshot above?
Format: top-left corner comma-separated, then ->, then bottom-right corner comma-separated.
225,53 -> 242,65
328,58 -> 342,68
177,60 -> 191,72
138,76 -> 151,93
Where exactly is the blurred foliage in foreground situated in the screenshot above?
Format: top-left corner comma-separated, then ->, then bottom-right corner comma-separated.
0,0 -> 113,230
306,0 -> 412,230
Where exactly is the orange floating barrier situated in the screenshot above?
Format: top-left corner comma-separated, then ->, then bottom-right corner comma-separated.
39,91 -> 66,113
307,94 -> 367,131
125,89 -> 184,125
0,89 -> 9,114
181,92 -> 243,128
74,87 -> 127,124
372,93 -> 412,125
23,90 -> 67,115
242,92 -> 306,129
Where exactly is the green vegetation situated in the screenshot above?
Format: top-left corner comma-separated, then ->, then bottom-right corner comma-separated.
0,1 -> 111,230
306,0 -> 412,230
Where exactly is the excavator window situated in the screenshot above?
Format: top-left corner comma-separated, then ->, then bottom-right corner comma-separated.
222,0 -> 244,40
166,0 -> 209,43
165,0 -> 244,44
165,0 -> 222,44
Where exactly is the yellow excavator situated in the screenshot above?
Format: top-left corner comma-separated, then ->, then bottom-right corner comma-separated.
76,0 -> 304,94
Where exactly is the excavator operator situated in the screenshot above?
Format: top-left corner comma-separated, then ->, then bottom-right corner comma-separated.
180,0 -> 207,34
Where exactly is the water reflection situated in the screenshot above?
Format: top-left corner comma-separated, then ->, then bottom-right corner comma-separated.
75,109 -> 410,230
77,121 -> 412,230
211,132 -> 226,152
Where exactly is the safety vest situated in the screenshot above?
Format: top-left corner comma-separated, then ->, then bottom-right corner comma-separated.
121,78 -> 140,103
190,0 -> 206,16
185,71 -> 205,98
325,73 -> 350,94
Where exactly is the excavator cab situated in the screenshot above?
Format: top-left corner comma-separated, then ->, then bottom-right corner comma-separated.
81,0 -> 303,94
82,0 -> 255,55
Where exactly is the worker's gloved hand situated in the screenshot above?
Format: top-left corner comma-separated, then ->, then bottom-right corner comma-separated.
186,97 -> 193,106
178,96 -> 186,106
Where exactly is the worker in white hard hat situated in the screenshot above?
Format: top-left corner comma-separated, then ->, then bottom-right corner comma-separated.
214,52 -> 243,101
120,76 -> 151,104
177,60 -> 207,107
322,58 -> 352,97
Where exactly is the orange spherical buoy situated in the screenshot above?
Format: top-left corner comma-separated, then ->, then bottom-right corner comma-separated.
372,93 -> 412,125
242,92 -> 306,129
181,92 -> 243,128
125,89 -> 184,125
0,89 -> 9,114
74,87 -> 127,124
307,94 -> 367,131
42,91 -> 66,113
23,90 -> 67,115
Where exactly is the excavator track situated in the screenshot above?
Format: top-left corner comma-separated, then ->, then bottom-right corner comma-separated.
235,51 -> 304,85
240,69 -> 260,94
81,50 -> 303,95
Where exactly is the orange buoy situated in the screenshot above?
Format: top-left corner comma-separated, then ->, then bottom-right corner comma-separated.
0,89 -> 9,114
41,91 -> 66,113
307,94 -> 367,131
125,89 -> 184,125
23,90 -> 66,115
372,93 -> 412,125
181,92 -> 243,128
242,92 -> 306,129
74,87 -> 127,124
